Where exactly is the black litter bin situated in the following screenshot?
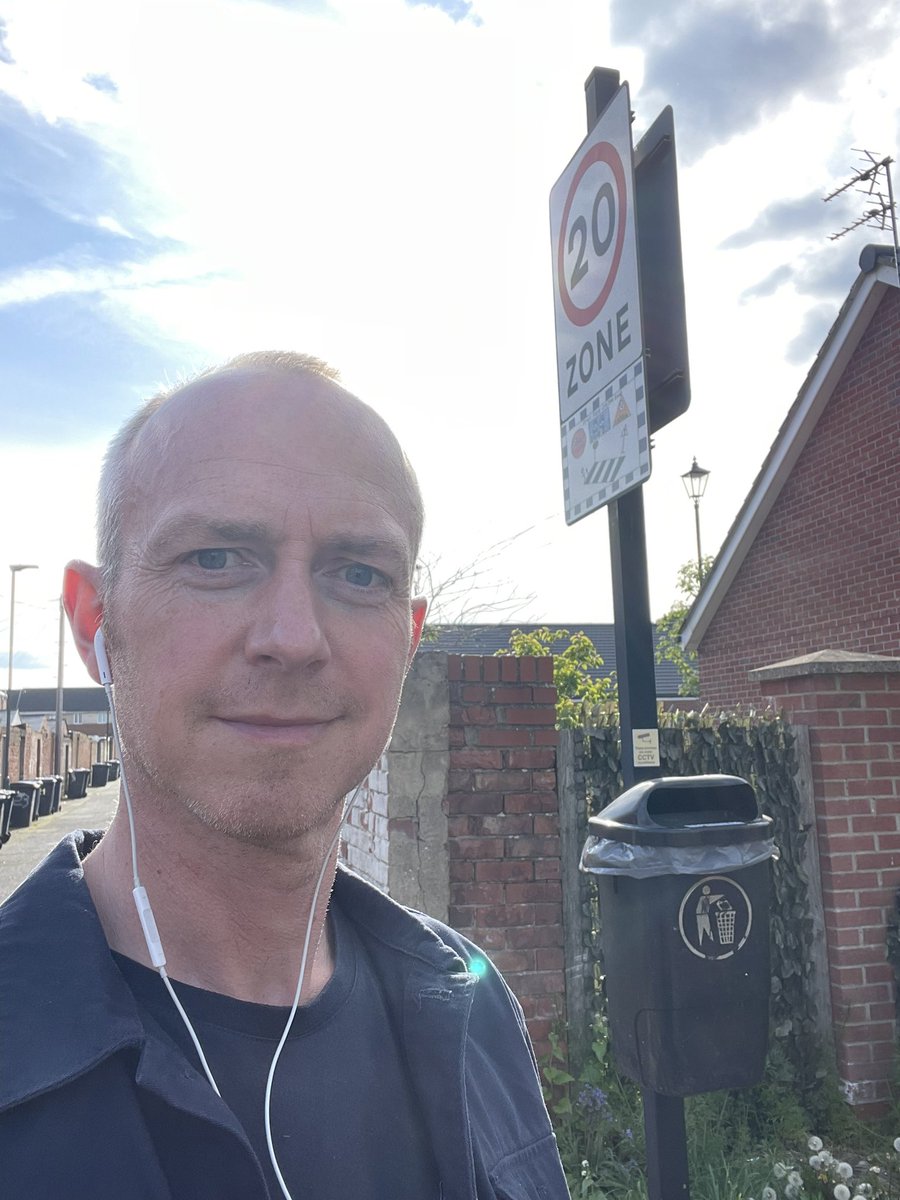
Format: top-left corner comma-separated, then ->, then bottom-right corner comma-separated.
38,777 -> 59,817
66,768 -> 90,799
106,760 -> 120,781
581,774 -> 776,1097
9,781 -> 42,829
90,762 -> 111,788
0,789 -> 15,845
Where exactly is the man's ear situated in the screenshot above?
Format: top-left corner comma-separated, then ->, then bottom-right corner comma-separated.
407,596 -> 428,667
63,561 -> 105,684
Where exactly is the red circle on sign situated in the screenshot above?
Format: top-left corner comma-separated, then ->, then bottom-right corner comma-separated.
571,428 -> 587,459
557,141 -> 628,328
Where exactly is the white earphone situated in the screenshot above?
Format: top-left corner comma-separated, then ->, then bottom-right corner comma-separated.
93,626 -> 113,686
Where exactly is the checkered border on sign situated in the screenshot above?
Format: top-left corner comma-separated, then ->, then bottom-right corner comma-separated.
561,359 -> 649,522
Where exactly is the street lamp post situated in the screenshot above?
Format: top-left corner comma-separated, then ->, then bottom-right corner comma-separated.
681,458 -> 710,581
54,596 -> 66,777
3,563 -> 38,787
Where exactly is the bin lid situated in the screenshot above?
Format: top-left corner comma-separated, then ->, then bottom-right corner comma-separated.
586,775 -> 772,848
582,775 -> 776,878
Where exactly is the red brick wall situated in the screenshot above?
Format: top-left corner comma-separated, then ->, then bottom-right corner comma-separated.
446,655 -> 563,1063
70,731 -> 99,771
2,727 -> 102,780
699,286 -> 900,707
4,726 -> 53,781
760,667 -> 900,1107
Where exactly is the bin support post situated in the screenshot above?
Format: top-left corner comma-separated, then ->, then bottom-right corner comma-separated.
582,66 -> 691,1200
643,1091 -> 690,1200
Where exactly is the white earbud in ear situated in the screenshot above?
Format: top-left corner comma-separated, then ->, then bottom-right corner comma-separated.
94,627 -> 113,686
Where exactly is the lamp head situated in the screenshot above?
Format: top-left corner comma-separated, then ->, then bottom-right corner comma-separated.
681,458 -> 710,502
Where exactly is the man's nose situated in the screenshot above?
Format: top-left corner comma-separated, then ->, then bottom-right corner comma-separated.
243,567 -> 331,669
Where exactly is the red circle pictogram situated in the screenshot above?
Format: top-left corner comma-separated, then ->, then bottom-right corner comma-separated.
571,428 -> 587,459
557,142 -> 627,328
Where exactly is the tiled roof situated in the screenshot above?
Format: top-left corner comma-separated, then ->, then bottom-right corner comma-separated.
16,687 -> 109,715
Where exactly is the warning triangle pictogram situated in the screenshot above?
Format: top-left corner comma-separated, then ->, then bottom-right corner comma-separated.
613,395 -> 630,425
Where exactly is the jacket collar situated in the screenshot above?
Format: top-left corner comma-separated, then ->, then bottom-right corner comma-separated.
332,864 -> 472,976
0,833 -> 475,1114
0,830 -> 146,1112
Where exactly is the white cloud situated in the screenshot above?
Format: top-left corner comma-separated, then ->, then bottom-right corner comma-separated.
0,0 -> 897,673
0,250 -> 222,308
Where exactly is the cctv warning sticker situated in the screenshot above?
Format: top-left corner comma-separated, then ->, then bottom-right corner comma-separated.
677,875 -> 752,962
632,728 -> 659,767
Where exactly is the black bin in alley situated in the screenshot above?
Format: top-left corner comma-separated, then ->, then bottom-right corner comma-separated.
581,775 -> 775,1097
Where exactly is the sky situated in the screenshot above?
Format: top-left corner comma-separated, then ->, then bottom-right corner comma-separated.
1,0 -> 898,690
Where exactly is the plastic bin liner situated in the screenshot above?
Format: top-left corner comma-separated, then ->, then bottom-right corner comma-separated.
581,832 -> 777,878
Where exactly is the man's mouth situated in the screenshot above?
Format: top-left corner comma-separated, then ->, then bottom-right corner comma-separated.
214,714 -> 338,743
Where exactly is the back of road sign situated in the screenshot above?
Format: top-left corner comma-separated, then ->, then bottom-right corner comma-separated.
549,82 -> 650,525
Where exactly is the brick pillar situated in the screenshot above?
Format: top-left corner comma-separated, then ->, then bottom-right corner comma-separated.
751,650 -> 900,1109
446,654 -> 563,1063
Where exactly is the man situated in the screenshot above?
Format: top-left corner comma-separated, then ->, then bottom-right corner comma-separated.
0,352 -> 570,1199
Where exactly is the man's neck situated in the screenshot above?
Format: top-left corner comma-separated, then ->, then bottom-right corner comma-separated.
83,802 -> 341,1007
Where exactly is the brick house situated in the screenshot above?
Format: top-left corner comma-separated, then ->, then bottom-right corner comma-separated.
681,245 -> 900,1108
681,245 -> 899,702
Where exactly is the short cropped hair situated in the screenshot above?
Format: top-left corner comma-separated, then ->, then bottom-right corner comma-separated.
97,351 -> 424,592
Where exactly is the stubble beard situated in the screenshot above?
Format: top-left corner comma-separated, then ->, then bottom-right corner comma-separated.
105,665 -> 373,853
115,705 -> 375,849
100,604 -> 398,851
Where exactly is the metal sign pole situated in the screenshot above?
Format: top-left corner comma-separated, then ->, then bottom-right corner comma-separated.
584,66 -> 691,1200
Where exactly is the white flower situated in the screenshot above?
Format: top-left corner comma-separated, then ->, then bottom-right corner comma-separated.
788,1173 -> 802,1187
774,1164 -> 788,1179
820,1151 -> 834,1166
894,1138 -> 900,1153
834,1186 -> 851,1200
810,1155 -> 822,1169
809,1136 -> 824,1151
785,1186 -> 800,1200
762,1187 -> 776,1200
837,1163 -> 853,1180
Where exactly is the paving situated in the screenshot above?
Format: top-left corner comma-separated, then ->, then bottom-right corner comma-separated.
0,779 -> 120,904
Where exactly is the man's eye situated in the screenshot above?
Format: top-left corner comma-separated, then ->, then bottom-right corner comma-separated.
192,549 -> 237,570
342,563 -> 384,588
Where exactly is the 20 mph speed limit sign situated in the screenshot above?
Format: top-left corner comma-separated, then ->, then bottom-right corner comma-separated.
550,83 -> 650,524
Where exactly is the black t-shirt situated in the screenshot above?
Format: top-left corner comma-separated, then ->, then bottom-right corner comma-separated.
113,904 -> 440,1199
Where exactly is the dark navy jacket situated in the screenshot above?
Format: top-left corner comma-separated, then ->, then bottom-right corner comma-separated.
0,832 -> 570,1199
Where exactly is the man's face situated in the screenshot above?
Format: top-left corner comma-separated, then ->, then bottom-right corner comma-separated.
101,369 -> 423,845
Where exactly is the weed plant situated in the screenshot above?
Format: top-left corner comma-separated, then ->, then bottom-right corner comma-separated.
544,1021 -> 900,1200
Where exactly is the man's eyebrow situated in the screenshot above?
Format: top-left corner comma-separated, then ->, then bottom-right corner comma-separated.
319,533 -> 412,569
145,516 -> 282,552
143,518 -> 412,567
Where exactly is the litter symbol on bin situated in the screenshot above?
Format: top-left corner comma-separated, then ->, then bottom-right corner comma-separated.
677,875 -> 752,961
